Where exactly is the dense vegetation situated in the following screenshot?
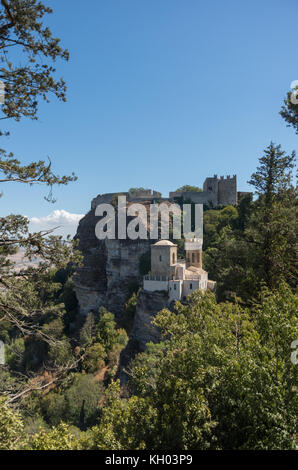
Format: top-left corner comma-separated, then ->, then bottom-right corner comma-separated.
1,140 -> 296,450
0,1 -> 297,451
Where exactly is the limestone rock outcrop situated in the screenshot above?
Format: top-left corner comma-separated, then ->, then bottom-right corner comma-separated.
73,194 -> 150,317
131,289 -> 169,350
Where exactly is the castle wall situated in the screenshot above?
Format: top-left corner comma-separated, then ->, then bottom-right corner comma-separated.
143,278 -> 168,292
91,192 -> 129,210
128,189 -> 161,200
169,190 -> 217,205
182,191 -> 217,205
169,191 -> 182,199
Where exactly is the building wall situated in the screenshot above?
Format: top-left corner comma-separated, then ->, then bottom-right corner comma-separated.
207,280 -> 216,291
143,279 -> 169,292
174,264 -> 185,280
168,189 -> 217,205
199,279 -> 208,290
151,245 -> 177,277
182,279 -> 200,297
186,250 -> 202,268
182,191 -> 217,205
169,191 -> 182,199
169,280 -> 183,301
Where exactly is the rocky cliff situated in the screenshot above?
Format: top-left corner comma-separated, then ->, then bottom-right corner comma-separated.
119,289 -> 169,381
74,192 -> 177,367
131,289 -> 169,350
73,193 -> 150,317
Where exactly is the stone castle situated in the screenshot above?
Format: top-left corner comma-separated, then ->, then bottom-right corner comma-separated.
90,174 -> 248,210
169,174 -> 238,206
73,174 -> 245,352
75,174 -> 248,317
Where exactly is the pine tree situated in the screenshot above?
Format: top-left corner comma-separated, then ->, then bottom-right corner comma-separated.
280,85 -> 298,134
0,1 -> 81,402
247,142 -> 297,288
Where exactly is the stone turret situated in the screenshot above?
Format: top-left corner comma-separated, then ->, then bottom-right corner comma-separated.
217,174 -> 237,205
150,240 -> 177,278
185,238 -> 202,268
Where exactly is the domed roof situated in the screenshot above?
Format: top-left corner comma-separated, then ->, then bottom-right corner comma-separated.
153,240 -> 176,246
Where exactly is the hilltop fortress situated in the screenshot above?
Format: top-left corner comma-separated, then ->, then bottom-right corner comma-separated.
90,174 -> 248,210
74,174 -> 248,352
170,174 -> 238,206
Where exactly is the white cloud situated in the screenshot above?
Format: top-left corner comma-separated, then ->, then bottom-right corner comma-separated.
29,210 -> 84,238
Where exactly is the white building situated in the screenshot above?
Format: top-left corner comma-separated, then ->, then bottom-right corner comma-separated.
143,239 -> 215,302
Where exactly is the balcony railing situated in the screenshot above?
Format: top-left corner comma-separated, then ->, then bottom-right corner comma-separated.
144,275 -> 169,281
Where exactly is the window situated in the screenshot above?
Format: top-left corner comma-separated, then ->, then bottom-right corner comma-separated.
159,255 -> 162,262
172,252 -> 175,264
190,283 -> 192,290
197,253 -> 200,263
174,284 -> 176,290
192,253 -> 195,263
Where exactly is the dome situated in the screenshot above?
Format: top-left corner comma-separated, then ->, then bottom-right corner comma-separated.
153,240 -> 176,246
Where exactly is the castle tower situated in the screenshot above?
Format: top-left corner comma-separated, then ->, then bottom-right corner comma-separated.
217,175 -> 237,205
203,175 -> 219,194
150,240 -> 177,278
185,238 -> 202,268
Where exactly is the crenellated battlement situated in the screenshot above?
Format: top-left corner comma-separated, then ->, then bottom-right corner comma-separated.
171,174 -> 238,206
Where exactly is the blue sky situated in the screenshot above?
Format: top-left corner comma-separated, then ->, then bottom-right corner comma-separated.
0,0 -> 297,235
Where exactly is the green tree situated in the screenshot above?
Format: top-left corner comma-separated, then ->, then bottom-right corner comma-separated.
28,423 -> 80,450
0,0 -> 81,404
83,342 -> 106,373
280,85 -> 298,133
80,312 -> 96,347
96,307 -> 128,353
247,142 -> 297,288
64,374 -> 103,429
0,0 -> 76,193
91,287 -> 297,450
175,185 -> 202,192
0,396 -> 26,449
204,143 -> 297,299
41,374 -> 104,429
128,187 -> 146,194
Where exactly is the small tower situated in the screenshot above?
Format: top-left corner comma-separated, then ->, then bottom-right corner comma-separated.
185,238 -> 202,268
150,240 -> 177,278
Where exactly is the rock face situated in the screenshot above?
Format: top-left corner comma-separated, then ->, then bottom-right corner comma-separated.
131,289 -> 169,350
74,192 -> 174,366
119,289 -> 169,381
74,194 -> 150,317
